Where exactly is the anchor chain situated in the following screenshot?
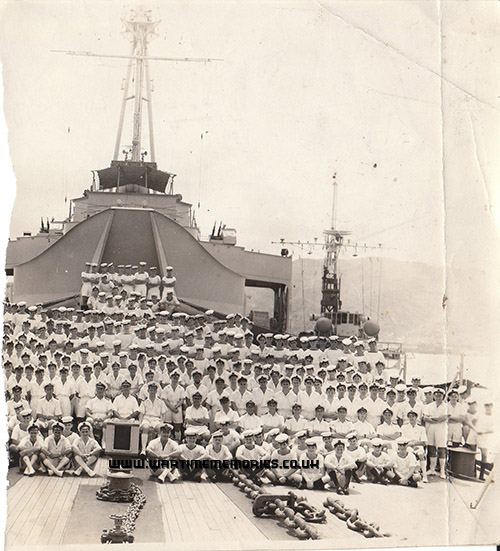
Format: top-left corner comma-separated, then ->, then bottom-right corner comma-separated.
122,486 -> 147,535
98,483 -> 146,543
323,497 -> 390,538
229,469 -> 323,540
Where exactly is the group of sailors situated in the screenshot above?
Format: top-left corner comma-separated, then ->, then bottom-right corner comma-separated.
3,263 -> 495,490
80,262 -> 178,311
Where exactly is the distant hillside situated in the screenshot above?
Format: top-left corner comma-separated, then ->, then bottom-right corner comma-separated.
246,257 -> 492,353
288,257 -> 446,350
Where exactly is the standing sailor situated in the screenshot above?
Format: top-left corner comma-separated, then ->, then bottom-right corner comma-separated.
147,266 -> 162,300
135,262 -> 149,297
161,266 -> 177,299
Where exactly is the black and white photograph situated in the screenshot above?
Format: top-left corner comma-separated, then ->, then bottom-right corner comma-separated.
0,0 -> 499,549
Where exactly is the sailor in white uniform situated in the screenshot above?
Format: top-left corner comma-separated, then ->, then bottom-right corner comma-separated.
147,266 -> 162,300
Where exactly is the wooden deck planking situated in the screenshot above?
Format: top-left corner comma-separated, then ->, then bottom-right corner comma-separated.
155,485 -> 173,541
46,477 -> 81,545
6,476 -> 52,538
7,475 -> 44,513
78,457 -> 108,486
23,478 -> 73,546
179,483 -> 216,541
6,476 -> 54,545
188,483 -> 228,540
169,483 -> 195,541
157,485 -> 182,542
201,483 -> 243,541
37,477 -> 80,546
156,482 -> 268,544
207,483 -> 268,541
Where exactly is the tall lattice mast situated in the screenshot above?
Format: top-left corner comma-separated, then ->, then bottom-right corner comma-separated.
320,173 -> 351,316
114,10 -> 160,163
54,8 -> 222,165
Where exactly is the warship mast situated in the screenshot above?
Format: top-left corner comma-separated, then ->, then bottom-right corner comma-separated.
54,8 -> 222,167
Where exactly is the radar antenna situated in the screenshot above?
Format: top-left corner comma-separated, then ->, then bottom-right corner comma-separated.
272,174 -> 384,319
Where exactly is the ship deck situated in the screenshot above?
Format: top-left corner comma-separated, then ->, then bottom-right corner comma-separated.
5,458 -> 499,550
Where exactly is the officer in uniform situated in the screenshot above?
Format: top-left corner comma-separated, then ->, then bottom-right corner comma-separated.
146,423 -> 180,483
72,421 -> 102,477
40,422 -> 72,476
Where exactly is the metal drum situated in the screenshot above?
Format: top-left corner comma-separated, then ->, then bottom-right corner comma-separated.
448,447 -> 477,480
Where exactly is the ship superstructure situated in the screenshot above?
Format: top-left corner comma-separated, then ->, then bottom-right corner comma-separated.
5,10 -> 291,331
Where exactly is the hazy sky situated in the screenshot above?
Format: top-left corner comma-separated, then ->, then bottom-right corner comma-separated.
0,0 -> 499,274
